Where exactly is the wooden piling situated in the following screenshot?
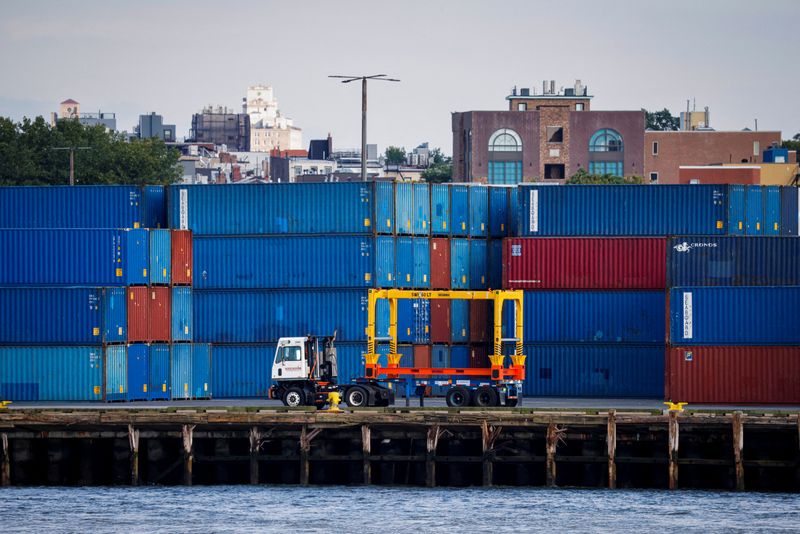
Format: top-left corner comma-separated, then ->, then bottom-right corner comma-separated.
546,421 -> 558,487
732,411 -> 745,491
1,433 -> 9,487
249,426 -> 260,485
128,425 -> 139,486
668,411 -> 679,490
361,425 -> 371,485
182,424 -> 194,486
299,426 -> 321,486
426,425 -> 439,488
607,410 -> 617,489
481,421 -> 501,487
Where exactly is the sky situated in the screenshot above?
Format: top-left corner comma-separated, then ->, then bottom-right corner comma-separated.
1,0 -> 798,155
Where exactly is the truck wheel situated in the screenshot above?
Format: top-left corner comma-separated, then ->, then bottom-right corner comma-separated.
506,397 -> 520,407
282,387 -> 305,407
345,386 -> 369,408
473,385 -> 499,407
446,385 -> 471,407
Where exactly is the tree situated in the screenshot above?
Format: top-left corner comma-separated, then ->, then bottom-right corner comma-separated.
429,147 -> 446,165
781,133 -> 800,152
643,108 -> 680,131
566,168 -> 643,185
421,161 -> 452,183
384,146 -> 406,165
0,116 -> 182,185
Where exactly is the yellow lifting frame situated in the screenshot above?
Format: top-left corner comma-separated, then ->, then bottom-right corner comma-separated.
365,289 -> 525,382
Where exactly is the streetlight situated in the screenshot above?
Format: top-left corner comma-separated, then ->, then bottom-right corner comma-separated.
51,146 -> 91,185
329,74 -> 400,181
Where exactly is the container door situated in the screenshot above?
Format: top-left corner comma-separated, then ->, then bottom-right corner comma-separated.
450,346 -> 470,368
764,186 -> 781,235
488,239 -> 503,289
395,182 -> 413,235
727,185 -> 745,235
469,239 -> 488,289
469,185 -> 488,237
412,183 -> 430,235
191,344 -> 212,399
451,299 -> 469,342
509,187 -> 519,236
431,184 -> 450,235
429,238 -> 451,289
395,237 -> 414,288
430,299 -> 451,343
745,186 -> 764,235
148,287 -> 171,342
780,186 -> 799,236
171,287 -> 192,341
375,236 -> 395,288
148,344 -> 170,400
105,346 -> 127,402
489,187 -> 509,237
170,230 -> 193,285
125,229 -> 150,285
374,181 -> 394,235
397,300 -> 414,343
432,345 -> 449,368
170,345 -> 191,400
127,287 -> 148,342
450,185 -> 469,236
149,229 -> 171,285
412,299 -> 430,344
126,344 -> 149,401
413,237 -> 430,288
450,239 -> 469,289
103,287 -> 127,343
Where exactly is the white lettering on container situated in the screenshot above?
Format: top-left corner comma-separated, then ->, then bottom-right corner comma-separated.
529,190 -> 539,233
179,189 -> 188,230
682,291 -> 693,339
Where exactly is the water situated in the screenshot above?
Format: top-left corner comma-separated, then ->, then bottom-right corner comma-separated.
1,486 -> 798,533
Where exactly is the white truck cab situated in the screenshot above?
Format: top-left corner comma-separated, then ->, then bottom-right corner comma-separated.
272,337 -> 309,382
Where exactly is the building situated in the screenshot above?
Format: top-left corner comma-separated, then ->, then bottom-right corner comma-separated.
308,134 -> 333,160
137,112 -> 176,142
191,106 -> 250,152
57,99 -> 80,119
406,143 -> 430,167
51,99 -> 116,131
452,80 -> 645,183
269,154 -> 334,183
244,85 -> 303,152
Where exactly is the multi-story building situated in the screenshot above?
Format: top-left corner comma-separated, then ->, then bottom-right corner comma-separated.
137,112 -> 176,142
452,80 -> 645,183
51,99 -> 117,131
244,85 -> 302,152
191,106 -> 250,152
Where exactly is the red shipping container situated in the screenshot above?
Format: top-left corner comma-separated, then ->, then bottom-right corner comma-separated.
430,299 -> 451,343
678,166 -> 760,185
469,301 -> 489,343
171,230 -> 193,285
127,287 -> 149,342
503,237 -> 666,290
148,287 -> 171,342
666,346 -> 800,404
413,345 -> 432,368
469,345 -> 488,368
430,238 -> 451,289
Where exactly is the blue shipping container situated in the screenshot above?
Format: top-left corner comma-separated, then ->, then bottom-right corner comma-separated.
508,187 -> 519,236
521,344 -> 665,397
395,237 -> 414,288
105,345 -> 126,401
518,184 -> 728,236
149,344 -> 170,400
397,299 -> 430,343
127,344 -> 149,401
0,288 -> 102,345
450,185 -> 469,236
142,185 -> 167,229
103,287 -> 127,343
450,345 -> 470,368
432,345 -> 449,368
488,186 -> 510,237
765,186 -> 781,235
469,185 -> 488,237
781,186 -> 799,236
413,183 -> 431,235
488,239 -> 503,289
431,184 -> 450,235
728,185 -> 745,235
0,229 -> 149,286
451,300 -> 470,342
395,182 -> 413,235
170,344 -> 191,399
413,237 -> 431,288
149,229 -> 171,285
469,239 -> 488,289
171,287 -> 193,341
745,186 -> 763,235
212,344 -> 276,398
450,239 -> 469,289
669,286 -> 800,345
667,236 -> 800,286
375,181 -> 395,234
0,346 -> 103,401
192,343 -> 212,399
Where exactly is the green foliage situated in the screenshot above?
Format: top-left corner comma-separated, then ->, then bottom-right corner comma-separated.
781,134 -> 800,152
429,147 -> 446,165
644,108 -> 680,131
384,145 -> 406,165
0,116 -> 182,185
422,162 -> 452,183
566,168 -> 643,184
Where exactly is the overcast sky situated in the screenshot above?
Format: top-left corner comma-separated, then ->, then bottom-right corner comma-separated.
1,0 -> 797,154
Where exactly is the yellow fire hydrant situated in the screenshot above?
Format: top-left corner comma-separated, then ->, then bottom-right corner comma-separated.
326,391 -> 341,412
0,400 -> 11,409
663,401 -> 687,412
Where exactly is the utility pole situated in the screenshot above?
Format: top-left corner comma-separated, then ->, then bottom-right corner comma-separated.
329,74 -> 400,181
51,146 -> 91,185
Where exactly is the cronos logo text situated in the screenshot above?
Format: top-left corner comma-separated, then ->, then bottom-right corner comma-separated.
673,241 -> 719,253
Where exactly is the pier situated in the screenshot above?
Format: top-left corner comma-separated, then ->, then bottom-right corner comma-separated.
1,408 -> 798,491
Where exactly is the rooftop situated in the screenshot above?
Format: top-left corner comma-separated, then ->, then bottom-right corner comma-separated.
507,79 -> 592,100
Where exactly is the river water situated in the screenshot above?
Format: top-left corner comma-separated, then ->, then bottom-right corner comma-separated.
1,486 -> 798,533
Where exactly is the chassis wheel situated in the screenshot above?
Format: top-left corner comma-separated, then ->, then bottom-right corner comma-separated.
446,385 -> 471,407
473,385 -> 499,407
282,387 -> 305,407
345,386 -> 369,408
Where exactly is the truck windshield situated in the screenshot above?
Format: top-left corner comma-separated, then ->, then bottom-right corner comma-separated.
282,346 -> 301,362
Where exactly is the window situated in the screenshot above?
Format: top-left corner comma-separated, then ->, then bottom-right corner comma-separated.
588,161 -> 623,176
589,129 -> 624,152
488,161 -> 522,184
753,141 -> 760,157
276,346 -> 301,363
575,103 -> 584,111
488,128 -> 522,152
549,148 -> 560,158
652,141 -> 659,155
517,103 -> 526,111
544,164 -> 565,180
546,126 -> 563,143
649,172 -> 658,182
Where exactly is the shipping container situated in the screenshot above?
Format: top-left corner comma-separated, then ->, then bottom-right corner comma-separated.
212,344 -> 276,398
765,186 -> 781,235
148,344 -> 170,400
169,183 -> 376,235
728,185 -> 745,235
522,344 -> 664,397
103,287 -> 127,343
149,229 -> 171,285
745,185 -> 763,235
127,287 -> 148,343
413,237 -> 430,288
431,184 -> 450,235
413,183 -> 431,235
450,239 -> 469,289
0,346 -> 102,401
451,300 -> 470,342
503,238 -> 667,290
170,343 -> 191,400
450,345 -> 470,368
517,184 -> 728,236
508,291 -> 665,343
430,238 -> 451,289
193,235 -> 394,289
192,343 -> 212,399
432,345 -> 449,368
669,286 -> 800,345
414,345 -> 432,368
430,299 -> 451,343
127,344 -> 149,401
780,186 -> 799,236
469,345 -> 487,368
469,300 -> 489,343
170,344 -> 212,399
0,288 -> 102,345
667,236 -> 800,287
171,287 -> 192,341
488,186 -> 511,237
396,182 -> 413,235
142,185 -> 167,229
666,346 -> 800,404
508,187 -> 518,237
450,185 -> 469,236
488,239 -> 503,290
148,287 -> 171,342
397,299 -> 430,344
170,230 -> 193,285
469,185 -> 488,237
0,185 -> 145,229
395,237 -> 414,288
0,228 -> 149,286
469,239 -> 488,289
193,289 -> 370,343
375,181 -> 394,234
105,345 -> 126,401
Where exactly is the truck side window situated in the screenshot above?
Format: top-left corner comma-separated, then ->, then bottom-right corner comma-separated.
275,348 -> 284,364
284,347 -> 301,362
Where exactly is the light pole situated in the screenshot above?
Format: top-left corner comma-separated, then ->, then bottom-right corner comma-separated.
329,74 -> 400,181
51,146 -> 91,185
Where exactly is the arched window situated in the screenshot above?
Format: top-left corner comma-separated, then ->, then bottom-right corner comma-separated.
589,129 -> 623,152
488,128 -> 522,152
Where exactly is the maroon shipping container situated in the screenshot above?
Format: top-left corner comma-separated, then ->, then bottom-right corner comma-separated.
413,345 -> 432,368
667,346 -> 800,404
430,300 -> 451,343
148,287 -> 171,342
171,230 -> 193,285
127,287 -> 148,342
469,345 -> 488,368
469,301 -> 489,343
502,237 -> 667,290
430,238 -> 451,289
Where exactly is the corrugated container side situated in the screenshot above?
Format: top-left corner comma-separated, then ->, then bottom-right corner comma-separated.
0,288 -> 102,345
669,286 -> 800,345
170,344 -> 191,399
450,239 -> 469,289
503,237 -> 667,290
374,181 -> 395,234
396,182 -> 413,235
170,230 -> 193,285
508,187 -> 518,236
523,344 -> 665,397
451,300 -> 470,342
171,287 -> 192,341
450,345 -> 470,368
431,184 -> 450,235
412,183 -> 430,235
375,236 -> 395,288
126,344 -> 149,401
765,186 -> 781,235
469,185 -> 488,237
488,239 -> 503,289
414,345 -> 432,368
780,186 -> 799,236
191,344 -> 212,398
148,344 -> 170,400
168,183 -> 374,235
469,345 -> 487,367
469,300 -> 489,343
413,237 -> 430,288
667,236 -> 800,287
728,185 -> 745,235
0,346 -> 102,401
488,186 -> 510,237
149,229 -> 171,285
395,237 -> 414,288
469,239 -> 488,289
0,185 -> 143,229
142,185 -> 167,229
430,238 -> 451,289
125,229 -> 150,285
212,344 -> 276,398
105,345 -> 127,401
193,289 -> 371,343
127,287 -> 148,342
745,186 -> 763,235
450,185 -> 469,236
148,287 -> 171,342
518,184 -> 727,236
430,299 -> 451,343
103,287 -> 127,343
666,346 -> 800,404
432,345 -> 449,368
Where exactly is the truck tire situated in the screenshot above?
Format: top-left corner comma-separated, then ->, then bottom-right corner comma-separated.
473,385 -> 499,407
506,397 -> 520,407
282,387 -> 305,407
345,386 -> 369,408
445,385 -> 471,407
